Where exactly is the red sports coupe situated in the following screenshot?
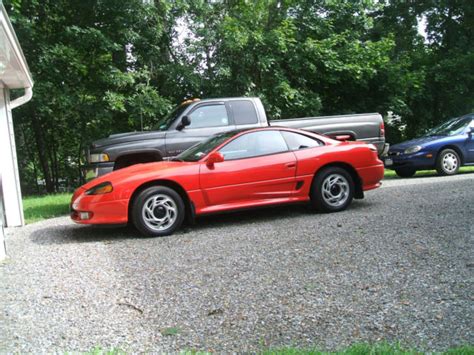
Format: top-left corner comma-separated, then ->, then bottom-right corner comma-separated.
71,127 -> 384,237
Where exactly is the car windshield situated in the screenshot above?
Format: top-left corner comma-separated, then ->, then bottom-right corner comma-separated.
152,102 -> 192,131
176,131 -> 239,162
425,116 -> 472,136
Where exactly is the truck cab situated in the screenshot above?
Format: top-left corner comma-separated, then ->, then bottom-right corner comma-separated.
85,98 -> 267,179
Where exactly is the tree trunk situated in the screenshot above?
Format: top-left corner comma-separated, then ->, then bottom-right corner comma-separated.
31,113 -> 54,193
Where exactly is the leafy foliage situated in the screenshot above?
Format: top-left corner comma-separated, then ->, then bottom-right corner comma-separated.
4,0 -> 473,193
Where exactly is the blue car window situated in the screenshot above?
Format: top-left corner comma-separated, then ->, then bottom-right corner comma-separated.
426,116 -> 472,136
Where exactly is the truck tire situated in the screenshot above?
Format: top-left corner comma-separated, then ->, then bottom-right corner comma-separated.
131,186 -> 185,237
114,154 -> 161,171
310,167 -> 354,213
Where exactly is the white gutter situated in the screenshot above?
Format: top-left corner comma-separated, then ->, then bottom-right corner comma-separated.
10,86 -> 32,109
0,3 -> 34,89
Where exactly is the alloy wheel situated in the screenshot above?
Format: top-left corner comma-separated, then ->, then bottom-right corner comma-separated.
321,173 -> 350,207
142,194 -> 178,231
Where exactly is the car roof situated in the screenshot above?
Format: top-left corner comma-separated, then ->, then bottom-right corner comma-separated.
210,126 -> 332,144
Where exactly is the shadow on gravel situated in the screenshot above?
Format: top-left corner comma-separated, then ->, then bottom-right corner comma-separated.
190,199 -> 374,232
190,203 -> 310,231
29,200 -> 375,245
30,224 -> 141,245
384,169 -> 474,180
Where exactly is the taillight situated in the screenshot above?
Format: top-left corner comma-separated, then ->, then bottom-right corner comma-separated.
380,121 -> 385,137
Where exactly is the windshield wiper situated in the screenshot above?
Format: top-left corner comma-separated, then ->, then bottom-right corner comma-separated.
170,157 -> 184,162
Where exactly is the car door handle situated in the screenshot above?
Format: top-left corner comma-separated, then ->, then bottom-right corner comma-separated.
285,162 -> 296,168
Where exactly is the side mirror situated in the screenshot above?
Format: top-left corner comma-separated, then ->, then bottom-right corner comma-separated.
206,152 -> 224,168
177,115 -> 191,131
468,126 -> 474,135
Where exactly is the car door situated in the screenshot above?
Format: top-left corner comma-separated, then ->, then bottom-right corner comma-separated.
199,130 -> 297,208
466,119 -> 474,162
164,102 -> 235,157
280,130 -> 326,188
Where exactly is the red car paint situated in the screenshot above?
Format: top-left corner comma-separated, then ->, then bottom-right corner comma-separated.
71,127 -> 384,225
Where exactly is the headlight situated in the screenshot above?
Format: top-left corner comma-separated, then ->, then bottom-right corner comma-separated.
85,182 -> 113,195
89,153 -> 110,163
404,145 -> 422,154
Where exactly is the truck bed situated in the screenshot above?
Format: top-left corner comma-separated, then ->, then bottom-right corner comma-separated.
269,113 -> 385,154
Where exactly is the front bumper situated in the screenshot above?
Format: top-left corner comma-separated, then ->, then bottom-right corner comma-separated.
383,150 -> 436,170
70,188 -> 128,225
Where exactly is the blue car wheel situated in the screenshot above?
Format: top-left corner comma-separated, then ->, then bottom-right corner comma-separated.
436,149 -> 460,175
395,167 -> 416,178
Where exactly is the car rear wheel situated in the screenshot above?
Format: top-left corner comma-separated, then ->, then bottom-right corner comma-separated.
436,149 -> 460,176
395,168 -> 416,178
132,186 -> 185,237
310,167 -> 354,212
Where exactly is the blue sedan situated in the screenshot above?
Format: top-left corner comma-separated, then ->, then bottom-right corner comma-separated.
385,114 -> 474,177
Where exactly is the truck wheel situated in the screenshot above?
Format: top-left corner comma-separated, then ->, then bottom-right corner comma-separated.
395,168 -> 416,178
114,154 -> 161,170
310,167 -> 354,212
132,186 -> 185,237
436,149 -> 460,176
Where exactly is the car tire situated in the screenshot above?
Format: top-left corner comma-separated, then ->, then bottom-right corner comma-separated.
310,167 -> 354,213
436,149 -> 460,176
395,168 -> 416,178
131,186 -> 185,237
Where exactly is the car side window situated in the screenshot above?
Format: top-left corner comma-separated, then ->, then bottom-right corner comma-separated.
229,100 -> 259,125
219,131 -> 289,160
188,104 -> 229,129
281,131 -> 323,150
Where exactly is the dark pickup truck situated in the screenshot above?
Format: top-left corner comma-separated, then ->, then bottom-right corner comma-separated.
85,97 -> 387,180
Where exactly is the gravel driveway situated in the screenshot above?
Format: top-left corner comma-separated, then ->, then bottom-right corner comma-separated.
1,174 -> 473,352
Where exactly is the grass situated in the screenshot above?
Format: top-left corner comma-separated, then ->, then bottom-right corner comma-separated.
262,344 -> 474,355
66,348 -> 125,355
384,166 -> 474,179
76,344 -> 474,355
22,192 -> 72,224
161,326 -> 181,336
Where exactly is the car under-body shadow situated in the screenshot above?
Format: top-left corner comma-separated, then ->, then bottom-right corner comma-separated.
384,169 -> 474,180
29,200 -> 376,245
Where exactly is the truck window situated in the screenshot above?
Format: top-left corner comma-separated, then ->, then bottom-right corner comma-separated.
188,104 -> 229,129
281,131 -> 323,150
153,102 -> 191,131
230,100 -> 258,125
219,130 -> 288,160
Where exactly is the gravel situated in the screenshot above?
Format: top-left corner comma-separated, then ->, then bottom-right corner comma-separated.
1,174 -> 473,352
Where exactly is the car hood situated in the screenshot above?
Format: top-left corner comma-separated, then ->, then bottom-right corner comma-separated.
390,135 -> 444,151
91,130 -> 166,149
80,161 -> 193,190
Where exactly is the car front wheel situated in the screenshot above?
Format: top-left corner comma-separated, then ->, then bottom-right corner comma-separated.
436,149 -> 460,176
310,167 -> 354,212
132,186 -> 185,237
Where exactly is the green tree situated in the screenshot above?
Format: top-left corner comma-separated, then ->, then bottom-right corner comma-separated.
6,0 -> 173,193
6,0 -> 473,193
